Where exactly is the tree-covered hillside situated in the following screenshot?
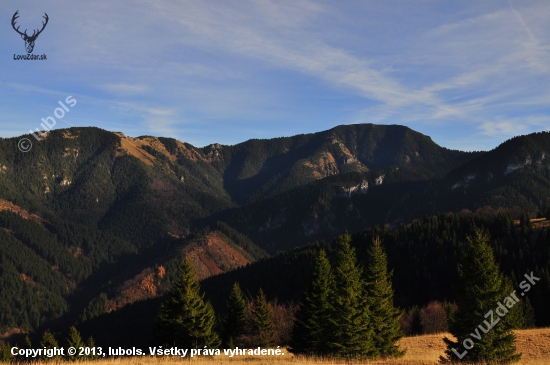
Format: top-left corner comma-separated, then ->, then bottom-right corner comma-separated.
0,209 -> 137,331
71,212 -> 550,348
0,127 -> 235,249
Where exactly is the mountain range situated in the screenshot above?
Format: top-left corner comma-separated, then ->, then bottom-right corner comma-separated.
0,124 -> 549,338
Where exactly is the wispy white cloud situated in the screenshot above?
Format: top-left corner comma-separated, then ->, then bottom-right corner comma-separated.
479,115 -> 550,137
508,0 -> 549,73
101,83 -> 150,96
3,82 -> 75,98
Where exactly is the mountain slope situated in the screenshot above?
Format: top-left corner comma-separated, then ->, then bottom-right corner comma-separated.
0,195 -> 262,332
205,159 -> 478,253
0,128 -> 235,249
209,123 -> 470,204
206,132 -> 550,253
437,131 -> 550,212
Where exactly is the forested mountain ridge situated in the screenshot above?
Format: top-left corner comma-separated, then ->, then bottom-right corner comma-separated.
116,123 -> 472,205
207,132 -> 550,253
1,124 -> 550,335
0,128 -> 234,248
0,124 -> 470,249
437,132 -> 550,212
0,197 -> 263,333
208,123 -> 470,204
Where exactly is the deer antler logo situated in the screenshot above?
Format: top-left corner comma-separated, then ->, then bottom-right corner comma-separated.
12,11 -> 49,54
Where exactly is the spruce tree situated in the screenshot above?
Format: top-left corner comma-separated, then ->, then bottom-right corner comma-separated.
365,236 -> 404,357
41,330 -> 59,348
66,326 -> 84,361
155,257 -> 221,348
250,288 -> 276,348
40,330 -> 59,361
23,335 -> 32,349
442,230 -> 521,363
328,233 -> 376,358
224,282 -> 248,347
85,337 -> 98,360
289,249 -> 334,355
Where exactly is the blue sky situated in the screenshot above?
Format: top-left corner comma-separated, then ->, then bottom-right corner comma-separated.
1,1 -> 549,151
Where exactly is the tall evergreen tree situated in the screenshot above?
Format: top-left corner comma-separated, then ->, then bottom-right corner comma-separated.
85,337 -> 98,360
223,282 -> 248,348
23,335 -> 32,350
289,249 -> 334,355
328,233 -> 376,358
66,326 -> 84,361
442,230 -> 521,363
40,330 -> 59,348
154,257 -> 220,348
365,236 -> 404,357
40,330 -> 59,361
250,288 -> 276,348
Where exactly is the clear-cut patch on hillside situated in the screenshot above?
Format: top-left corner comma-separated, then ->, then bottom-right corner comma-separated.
183,231 -> 250,280
107,231 -> 250,312
109,266 -> 165,312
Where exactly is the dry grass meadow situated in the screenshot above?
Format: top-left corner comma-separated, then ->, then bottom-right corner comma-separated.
12,328 -> 550,365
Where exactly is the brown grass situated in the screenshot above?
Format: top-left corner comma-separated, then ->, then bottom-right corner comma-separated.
392,328 -> 550,365
12,328 -> 550,365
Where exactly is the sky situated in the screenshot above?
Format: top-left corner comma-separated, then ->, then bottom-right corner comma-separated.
1,1 -> 549,151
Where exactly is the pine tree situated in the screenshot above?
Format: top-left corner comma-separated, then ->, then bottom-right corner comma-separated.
66,326 -> 84,361
40,330 -> 59,361
223,282 -> 248,347
327,233 -> 376,358
41,330 -> 59,348
250,288 -> 276,348
442,230 -> 521,363
501,277 -> 525,331
365,236 -> 404,357
23,335 -> 32,349
85,337 -> 98,360
289,249 -> 334,355
155,257 -> 221,348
